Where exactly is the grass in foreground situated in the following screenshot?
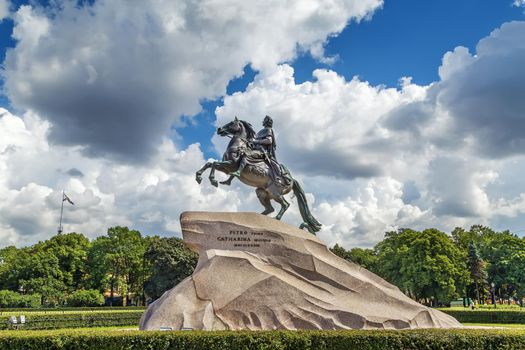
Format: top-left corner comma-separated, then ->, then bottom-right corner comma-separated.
0,324 -> 523,334
440,306 -> 525,312
463,323 -> 525,328
0,326 -> 138,334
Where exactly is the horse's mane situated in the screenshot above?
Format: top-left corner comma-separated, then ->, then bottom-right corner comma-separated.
240,120 -> 256,140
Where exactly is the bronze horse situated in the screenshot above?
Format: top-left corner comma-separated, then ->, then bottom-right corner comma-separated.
195,117 -> 321,234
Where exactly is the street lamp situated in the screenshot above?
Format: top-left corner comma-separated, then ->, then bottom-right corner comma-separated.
491,282 -> 496,309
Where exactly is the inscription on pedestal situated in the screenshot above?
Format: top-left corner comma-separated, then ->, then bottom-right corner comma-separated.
217,230 -> 271,248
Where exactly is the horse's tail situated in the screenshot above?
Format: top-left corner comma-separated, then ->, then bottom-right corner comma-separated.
292,179 -> 322,235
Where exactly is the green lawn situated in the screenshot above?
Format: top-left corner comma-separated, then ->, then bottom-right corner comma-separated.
441,306 -> 525,311
463,323 -> 525,328
0,326 -> 138,334
0,324 -> 522,334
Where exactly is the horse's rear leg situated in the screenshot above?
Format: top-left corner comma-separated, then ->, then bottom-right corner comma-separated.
274,195 -> 290,220
196,162 -> 213,184
256,188 -> 274,215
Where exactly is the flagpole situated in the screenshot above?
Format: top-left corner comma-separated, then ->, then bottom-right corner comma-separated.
58,190 -> 64,235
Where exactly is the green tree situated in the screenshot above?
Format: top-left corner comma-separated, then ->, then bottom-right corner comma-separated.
18,250 -> 67,306
87,227 -> 148,306
473,228 -> 521,302
86,236 -> 111,293
452,226 -> 485,251
330,243 -> 350,260
467,242 -> 487,304
67,289 -> 105,307
347,247 -> 377,272
505,239 -> 525,307
144,237 -> 198,301
484,234 -> 525,305
330,244 -> 377,272
375,228 -> 468,305
0,246 -> 22,291
35,233 -> 91,291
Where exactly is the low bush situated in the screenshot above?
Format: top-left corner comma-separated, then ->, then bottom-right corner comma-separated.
0,306 -> 146,314
440,308 -> 525,324
477,304 -> 523,310
0,291 -> 40,308
66,290 -> 105,307
0,329 -> 524,350
0,310 -> 143,330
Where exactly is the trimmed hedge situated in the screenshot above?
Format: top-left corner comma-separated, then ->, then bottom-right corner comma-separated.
440,309 -> 525,324
0,306 -> 146,314
0,311 -> 142,330
0,329 -> 525,350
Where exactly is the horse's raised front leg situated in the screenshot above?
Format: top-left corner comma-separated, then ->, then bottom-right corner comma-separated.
273,195 -> 290,220
196,161 -> 213,184
209,162 -> 218,187
220,175 -> 235,186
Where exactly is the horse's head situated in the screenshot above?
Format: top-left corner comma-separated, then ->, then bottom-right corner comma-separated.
217,117 -> 255,139
217,117 -> 242,137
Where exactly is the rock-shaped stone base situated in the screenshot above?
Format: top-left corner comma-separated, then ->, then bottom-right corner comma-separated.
140,212 -> 461,330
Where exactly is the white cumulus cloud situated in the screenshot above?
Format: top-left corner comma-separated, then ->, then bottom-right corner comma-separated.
514,0 -> 525,8
0,0 -> 9,21
2,4 -> 525,249
2,0 -> 382,162
215,20 -> 525,246
0,107 -> 252,246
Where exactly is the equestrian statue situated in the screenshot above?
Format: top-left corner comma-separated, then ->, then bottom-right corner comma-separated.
195,115 -> 322,234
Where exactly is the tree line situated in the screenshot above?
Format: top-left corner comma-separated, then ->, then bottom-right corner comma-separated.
0,227 -> 197,307
0,224 -> 523,308
331,225 -> 525,307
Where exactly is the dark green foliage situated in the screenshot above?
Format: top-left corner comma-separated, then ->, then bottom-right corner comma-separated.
0,290 -> 41,308
0,311 -> 143,330
329,243 -> 349,260
452,226 -> 525,305
0,306 -> 146,313
144,237 -> 198,300
0,233 -> 91,306
330,244 -> 377,272
332,225 -> 525,307
347,247 -> 377,271
66,290 -> 105,307
333,230 -> 470,306
467,242 -> 487,304
2,221 -> 525,311
375,228 -> 468,305
0,329 -> 524,350
0,227 -> 199,308
87,227 -> 149,306
36,233 -> 91,290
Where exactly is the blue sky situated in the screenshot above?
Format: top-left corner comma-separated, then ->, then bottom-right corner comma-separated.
1,0 -> 523,155
172,0 -> 525,158
1,0 -> 525,247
